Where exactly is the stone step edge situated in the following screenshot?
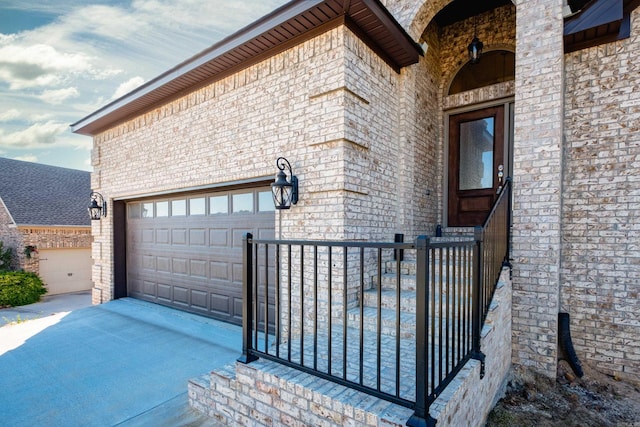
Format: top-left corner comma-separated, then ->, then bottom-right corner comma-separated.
190,359 -> 414,426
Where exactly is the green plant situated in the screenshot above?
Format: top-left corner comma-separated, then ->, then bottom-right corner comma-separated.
24,245 -> 38,259
0,241 -> 15,272
0,271 -> 47,307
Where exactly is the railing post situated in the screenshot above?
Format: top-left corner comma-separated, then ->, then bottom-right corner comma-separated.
408,235 -> 437,427
504,177 -> 513,270
238,232 -> 258,364
472,226 -> 486,378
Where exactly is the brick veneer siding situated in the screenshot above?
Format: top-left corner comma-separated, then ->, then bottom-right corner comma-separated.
0,199 -> 21,270
510,0 -> 565,377
19,226 -> 92,276
0,199 -> 90,274
562,7 -> 640,381
90,26 -> 412,303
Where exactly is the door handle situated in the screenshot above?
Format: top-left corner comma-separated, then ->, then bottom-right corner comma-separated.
497,164 -> 504,193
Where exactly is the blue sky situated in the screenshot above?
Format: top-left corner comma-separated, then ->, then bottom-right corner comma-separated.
0,0 -> 288,171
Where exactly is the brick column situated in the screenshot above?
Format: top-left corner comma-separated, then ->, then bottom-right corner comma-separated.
511,0 -> 565,377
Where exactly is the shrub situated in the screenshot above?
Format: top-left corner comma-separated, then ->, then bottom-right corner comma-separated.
0,241 -> 15,272
0,271 -> 47,307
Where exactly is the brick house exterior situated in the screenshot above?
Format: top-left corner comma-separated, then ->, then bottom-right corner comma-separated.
72,0 -> 640,424
0,158 -> 92,294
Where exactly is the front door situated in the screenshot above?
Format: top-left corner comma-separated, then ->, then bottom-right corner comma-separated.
448,106 -> 505,226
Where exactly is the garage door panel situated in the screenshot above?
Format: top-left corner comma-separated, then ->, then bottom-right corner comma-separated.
142,228 -> 155,243
232,229 -> 247,248
190,260 -> 207,278
126,186 -> 274,325
157,283 -> 172,301
209,229 -> 228,247
190,229 -> 207,246
143,280 -> 156,297
191,290 -> 208,310
172,228 -> 187,245
143,255 -> 156,271
211,293 -> 230,315
39,249 -> 92,295
232,262 -> 243,284
258,227 -> 275,240
157,256 -> 171,273
172,258 -> 188,275
157,228 -> 171,244
174,286 -> 189,305
210,261 -> 228,280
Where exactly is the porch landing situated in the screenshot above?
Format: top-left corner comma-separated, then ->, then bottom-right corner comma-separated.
188,268 -> 512,426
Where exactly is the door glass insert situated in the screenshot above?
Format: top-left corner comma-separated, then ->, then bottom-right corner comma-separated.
459,117 -> 494,190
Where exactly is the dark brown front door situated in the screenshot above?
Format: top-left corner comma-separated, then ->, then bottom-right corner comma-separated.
448,106 -> 505,226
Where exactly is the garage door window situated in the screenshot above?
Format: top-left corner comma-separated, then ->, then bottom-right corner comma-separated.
258,191 -> 275,212
232,193 -> 253,214
210,195 -> 228,215
171,199 -> 186,216
129,203 -> 141,218
142,202 -> 153,217
189,197 -> 205,215
156,201 -> 169,217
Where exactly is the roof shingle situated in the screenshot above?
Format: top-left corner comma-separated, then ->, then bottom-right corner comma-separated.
0,158 -> 91,227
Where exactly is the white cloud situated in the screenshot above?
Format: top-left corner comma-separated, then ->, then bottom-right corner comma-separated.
112,76 -> 145,100
0,120 -> 68,148
0,109 -> 21,122
38,87 -> 80,104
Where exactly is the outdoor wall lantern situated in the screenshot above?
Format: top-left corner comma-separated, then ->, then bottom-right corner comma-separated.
271,157 -> 298,209
468,17 -> 483,64
88,191 -> 107,220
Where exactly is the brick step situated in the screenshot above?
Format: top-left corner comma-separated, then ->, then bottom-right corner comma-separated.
346,306 -> 416,339
362,289 -> 470,314
384,256 -> 474,277
375,270 -> 472,291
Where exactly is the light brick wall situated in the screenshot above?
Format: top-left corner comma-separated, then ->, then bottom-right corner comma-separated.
0,199 -> 90,274
91,26 -> 411,302
510,0 -> 565,377
0,200 -> 22,270
19,226 -> 92,276
562,7 -> 640,381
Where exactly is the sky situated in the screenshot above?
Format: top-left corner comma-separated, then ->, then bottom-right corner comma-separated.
0,0 -> 289,171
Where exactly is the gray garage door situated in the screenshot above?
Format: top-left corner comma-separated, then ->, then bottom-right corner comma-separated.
126,187 -> 275,324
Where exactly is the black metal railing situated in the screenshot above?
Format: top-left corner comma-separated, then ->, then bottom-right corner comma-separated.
238,179 -> 512,425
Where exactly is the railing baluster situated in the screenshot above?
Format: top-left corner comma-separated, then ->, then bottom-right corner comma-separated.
359,247 -> 364,386
343,247 -> 348,381
376,248 -> 382,392
328,246 -> 332,376
313,245 -> 318,371
264,243 -> 269,352
395,247 -> 401,398
276,243 -> 280,359
288,244 -> 292,362
300,245 -> 304,367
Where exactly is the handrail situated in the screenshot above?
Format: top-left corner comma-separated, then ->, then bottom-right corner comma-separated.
238,178 -> 512,426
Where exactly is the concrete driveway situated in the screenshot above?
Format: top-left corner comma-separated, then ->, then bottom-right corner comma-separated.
0,295 -> 240,426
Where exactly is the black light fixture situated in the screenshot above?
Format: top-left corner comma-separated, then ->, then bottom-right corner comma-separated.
88,191 -> 107,220
468,16 -> 483,64
271,157 -> 298,210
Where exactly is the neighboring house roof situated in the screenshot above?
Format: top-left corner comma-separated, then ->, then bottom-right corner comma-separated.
71,0 -> 422,137
0,158 -> 91,227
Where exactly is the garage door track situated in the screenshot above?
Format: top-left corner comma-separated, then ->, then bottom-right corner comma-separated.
0,297 -> 240,426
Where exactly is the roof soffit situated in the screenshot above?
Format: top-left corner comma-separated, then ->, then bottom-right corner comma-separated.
71,0 -> 421,136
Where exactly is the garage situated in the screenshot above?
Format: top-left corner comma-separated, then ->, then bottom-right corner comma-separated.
39,248 -> 92,295
126,187 -> 275,324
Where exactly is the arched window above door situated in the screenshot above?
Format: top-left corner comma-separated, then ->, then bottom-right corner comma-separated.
448,50 -> 515,95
